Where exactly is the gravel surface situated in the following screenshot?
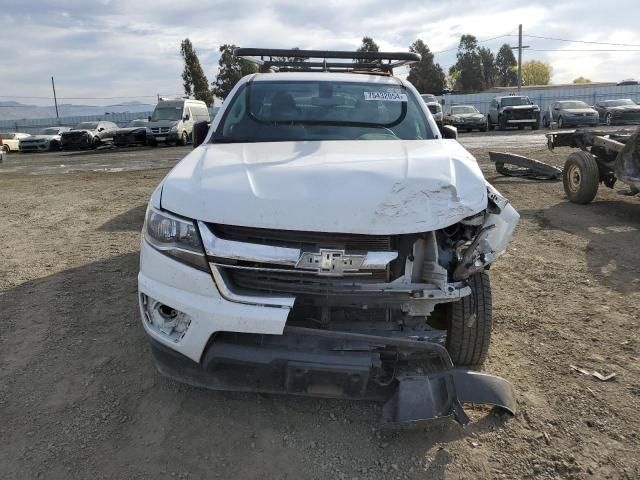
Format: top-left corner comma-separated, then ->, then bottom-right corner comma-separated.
0,137 -> 638,479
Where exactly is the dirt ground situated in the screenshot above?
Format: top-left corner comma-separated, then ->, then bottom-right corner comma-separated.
0,139 -> 638,479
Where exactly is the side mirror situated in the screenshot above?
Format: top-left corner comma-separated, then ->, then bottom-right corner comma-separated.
441,125 -> 457,139
98,127 -> 105,132
192,121 -> 210,148
183,114 -> 190,121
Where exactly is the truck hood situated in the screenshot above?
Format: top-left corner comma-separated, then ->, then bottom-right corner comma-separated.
147,120 -> 179,128
161,140 -> 488,234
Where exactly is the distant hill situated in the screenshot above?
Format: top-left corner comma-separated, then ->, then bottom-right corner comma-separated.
0,101 -> 154,121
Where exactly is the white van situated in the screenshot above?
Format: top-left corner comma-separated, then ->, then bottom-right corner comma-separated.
147,98 -> 210,145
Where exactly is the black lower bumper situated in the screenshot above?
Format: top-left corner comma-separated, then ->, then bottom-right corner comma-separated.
148,327 -> 516,428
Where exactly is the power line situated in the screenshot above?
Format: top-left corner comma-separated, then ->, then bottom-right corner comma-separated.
524,34 -> 640,48
432,31 -> 516,55
529,48 -> 640,52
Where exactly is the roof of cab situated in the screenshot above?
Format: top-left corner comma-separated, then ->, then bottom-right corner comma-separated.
250,71 -> 404,85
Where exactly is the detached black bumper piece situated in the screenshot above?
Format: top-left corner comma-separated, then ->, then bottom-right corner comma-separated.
148,326 -> 516,429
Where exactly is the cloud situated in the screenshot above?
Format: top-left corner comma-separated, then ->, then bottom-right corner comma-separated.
1,0 -> 639,108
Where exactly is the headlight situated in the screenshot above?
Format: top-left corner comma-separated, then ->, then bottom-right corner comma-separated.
170,125 -> 178,132
143,205 -> 208,271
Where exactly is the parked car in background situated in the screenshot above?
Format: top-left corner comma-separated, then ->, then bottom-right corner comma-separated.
113,119 -> 156,148
425,102 -> 443,128
147,97 -> 210,145
444,105 -> 487,132
542,100 -> 599,129
487,95 -> 540,131
594,99 -> 640,126
60,121 -> 118,150
0,132 -> 30,152
19,127 -> 71,152
420,94 -> 437,104
616,79 -> 639,86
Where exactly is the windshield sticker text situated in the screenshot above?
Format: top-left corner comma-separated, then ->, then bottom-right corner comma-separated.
364,92 -> 407,102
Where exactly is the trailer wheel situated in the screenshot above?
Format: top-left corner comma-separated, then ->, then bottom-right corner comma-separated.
446,271 -> 492,368
563,151 -> 600,204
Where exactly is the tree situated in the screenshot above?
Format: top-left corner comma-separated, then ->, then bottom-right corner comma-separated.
406,39 -> 446,94
450,35 -> 484,93
212,44 -> 258,100
180,39 -> 214,106
355,36 -> 379,63
266,47 -> 308,72
573,76 -> 592,84
495,44 -> 518,87
478,46 -> 497,89
522,60 -> 552,86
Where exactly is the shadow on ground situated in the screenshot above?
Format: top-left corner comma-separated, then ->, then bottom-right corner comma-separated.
520,200 -> 640,293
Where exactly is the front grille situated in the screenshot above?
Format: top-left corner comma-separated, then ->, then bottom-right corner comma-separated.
222,267 -> 388,298
150,127 -> 170,134
212,224 -> 393,252
508,109 -> 535,120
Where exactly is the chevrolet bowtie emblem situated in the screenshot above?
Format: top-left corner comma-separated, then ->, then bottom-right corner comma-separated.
295,249 -> 365,276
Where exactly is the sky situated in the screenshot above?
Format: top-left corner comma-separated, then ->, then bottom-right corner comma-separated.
2,0 -> 639,107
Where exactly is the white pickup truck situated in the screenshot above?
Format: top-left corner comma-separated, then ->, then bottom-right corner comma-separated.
137,49 -> 519,426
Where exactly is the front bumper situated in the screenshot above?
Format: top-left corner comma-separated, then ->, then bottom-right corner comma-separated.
19,142 -> 49,152
561,117 -> 599,126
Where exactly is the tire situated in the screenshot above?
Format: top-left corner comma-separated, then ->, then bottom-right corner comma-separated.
1,145 -> 9,153
558,116 -> 564,129
498,116 -> 507,131
562,151 -> 600,204
178,131 -> 188,146
446,271 -> 492,368
480,125 -> 487,132
605,113 -> 612,126
49,140 -> 60,151
92,137 -> 101,149
543,116 -> 549,128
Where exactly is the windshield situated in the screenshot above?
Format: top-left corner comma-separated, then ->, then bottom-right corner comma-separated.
421,94 -> 436,103
213,80 -> 434,143
451,106 -> 478,114
1,132 -> 16,139
558,101 -> 589,109
501,97 -> 531,106
39,128 -> 60,135
605,99 -> 636,107
427,103 -> 441,114
73,122 -> 98,130
151,106 -> 183,121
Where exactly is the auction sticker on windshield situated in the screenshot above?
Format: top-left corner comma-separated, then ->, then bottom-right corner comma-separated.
364,92 -> 407,102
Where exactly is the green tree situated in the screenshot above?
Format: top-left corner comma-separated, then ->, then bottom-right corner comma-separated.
212,44 -> 258,100
573,76 -> 591,84
478,46 -> 497,89
450,35 -> 484,92
407,39 -> 446,94
495,44 -> 518,87
522,60 -> 552,86
355,36 -> 379,63
180,39 -> 214,106
266,47 -> 307,71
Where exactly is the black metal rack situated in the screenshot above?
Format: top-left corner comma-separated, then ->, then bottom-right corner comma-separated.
234,48 -> 420,73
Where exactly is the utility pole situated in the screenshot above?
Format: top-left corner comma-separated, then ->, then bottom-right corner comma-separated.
510,24 -> 529,91
51,76 -> 59,119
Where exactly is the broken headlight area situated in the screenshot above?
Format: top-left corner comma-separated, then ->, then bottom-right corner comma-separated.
140,293 -> 191,342
144,205 -> 209,271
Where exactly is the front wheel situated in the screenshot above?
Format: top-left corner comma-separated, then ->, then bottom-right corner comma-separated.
605,113 -> 613,126
563,151 -> 600,204
558,116 -> 564,129
498,116 -> 507,131
178,131 -> 188,146
446,271 -> 492,368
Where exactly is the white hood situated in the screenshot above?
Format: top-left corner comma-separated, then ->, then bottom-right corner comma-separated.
161,140 -> 488,235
